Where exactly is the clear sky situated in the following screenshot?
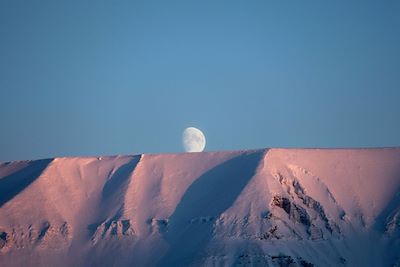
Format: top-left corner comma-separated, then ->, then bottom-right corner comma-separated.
1,0 -> 399,161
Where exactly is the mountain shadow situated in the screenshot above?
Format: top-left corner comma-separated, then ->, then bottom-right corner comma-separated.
0,159 -> 53,207
157,150 -> 267,267
101,155 -> 142,202
87,155 -> 142,236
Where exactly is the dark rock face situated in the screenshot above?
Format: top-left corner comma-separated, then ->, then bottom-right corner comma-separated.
37,221 -> 50,241
0,222 -> 72,251
298,258 -> 315,267
234,253 -> 315,267
91,219 -> 135,244
270,170 -> 343,241
271,255 -> 295,266
272,195 -> 311,227
290,179 -> 334,233
0,231 -> 8,249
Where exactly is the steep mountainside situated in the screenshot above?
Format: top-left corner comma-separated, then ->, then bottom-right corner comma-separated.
0,148 -> 399,266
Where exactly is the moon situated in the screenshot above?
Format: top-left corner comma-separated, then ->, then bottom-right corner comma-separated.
182,127 -> 206,152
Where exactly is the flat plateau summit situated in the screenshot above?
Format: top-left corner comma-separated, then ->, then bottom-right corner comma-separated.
1,148 -> 399,266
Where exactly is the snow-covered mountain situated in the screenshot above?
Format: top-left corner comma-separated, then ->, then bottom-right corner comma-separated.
0,148 -> 399,266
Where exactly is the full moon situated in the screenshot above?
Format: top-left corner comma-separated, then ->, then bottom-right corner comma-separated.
182,127 -> 206,152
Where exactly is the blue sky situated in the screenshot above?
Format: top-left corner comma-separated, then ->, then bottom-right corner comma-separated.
1,0 -> 399,161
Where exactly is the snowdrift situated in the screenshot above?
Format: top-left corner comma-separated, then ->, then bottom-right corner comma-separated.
0,148 -> 399,266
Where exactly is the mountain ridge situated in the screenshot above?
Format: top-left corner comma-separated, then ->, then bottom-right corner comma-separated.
1,148 -> 400,266
3,146 -> 399,164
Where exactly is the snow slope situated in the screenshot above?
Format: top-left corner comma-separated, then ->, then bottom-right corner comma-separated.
0,148 -> 399,266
